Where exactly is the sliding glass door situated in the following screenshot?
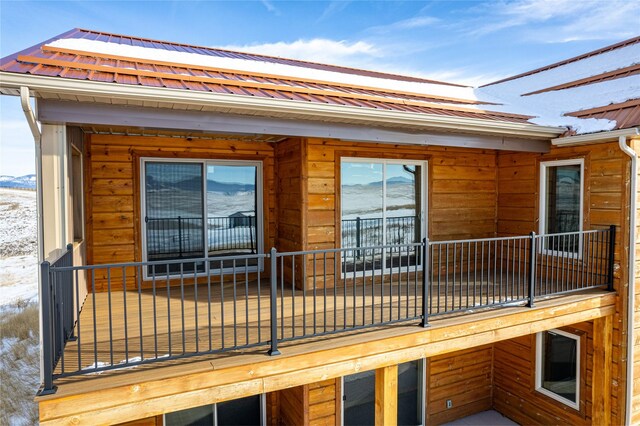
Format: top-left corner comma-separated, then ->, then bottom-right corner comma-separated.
341,158 -> 426,272
143,159 -> 261,276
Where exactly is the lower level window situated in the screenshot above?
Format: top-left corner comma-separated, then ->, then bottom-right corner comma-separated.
343,360 -> 425,426
164,394 -> 264,426
535,329 -> 580,409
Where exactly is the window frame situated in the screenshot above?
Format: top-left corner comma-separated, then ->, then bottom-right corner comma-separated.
341,359 -> 426,426
163,393 -> 267,426
140,157 -> 264,279
339,157 -> 428,275
538,158 -> 584,258
535,329 -> 581,410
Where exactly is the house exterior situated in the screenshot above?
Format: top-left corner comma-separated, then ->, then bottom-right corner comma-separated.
0,29 -> 639,425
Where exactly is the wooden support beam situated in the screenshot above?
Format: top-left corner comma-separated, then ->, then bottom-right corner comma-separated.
592,315 -> 613,426
375,365 -> 398,426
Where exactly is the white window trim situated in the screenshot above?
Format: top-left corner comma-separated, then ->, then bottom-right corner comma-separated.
341,359 -> 426,426
535,329 -> 581,410
538,159 -> 584,258
340,157 -> 428,276
140,157 -> 264,280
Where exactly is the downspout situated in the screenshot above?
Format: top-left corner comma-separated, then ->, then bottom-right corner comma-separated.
20,87 -> 43,262
620,133 -> 638,426
20,86 -> 46,389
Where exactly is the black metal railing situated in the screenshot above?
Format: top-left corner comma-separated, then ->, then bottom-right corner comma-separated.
145,216 -> 257,260
39,227 -> 615,393
341,216 -> 418,249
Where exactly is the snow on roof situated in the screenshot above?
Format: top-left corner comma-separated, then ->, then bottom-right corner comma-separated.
476,40 -> 640,134
47,38 -> 478,102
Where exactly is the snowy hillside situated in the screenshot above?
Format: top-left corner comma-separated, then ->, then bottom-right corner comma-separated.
0,188 -> 39,425
0,175 -> 36,190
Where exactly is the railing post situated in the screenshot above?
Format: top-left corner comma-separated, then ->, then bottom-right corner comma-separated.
268,247 -> 281,356
527,232 -> 537,307
37,260 -> 57,395
607,225 -> 616,291
356,217 -> 361,259
421,238 -> 430,327
178,216 -> 183,258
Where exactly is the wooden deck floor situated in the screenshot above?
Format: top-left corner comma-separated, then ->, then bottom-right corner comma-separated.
54,275 -> 596,379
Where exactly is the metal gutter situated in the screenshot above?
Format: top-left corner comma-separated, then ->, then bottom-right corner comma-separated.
0,72 -> 565,139
551,128 -> 640,145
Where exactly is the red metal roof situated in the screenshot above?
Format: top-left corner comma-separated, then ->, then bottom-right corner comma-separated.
566,99 -> 640,130
0,29 -> 535,124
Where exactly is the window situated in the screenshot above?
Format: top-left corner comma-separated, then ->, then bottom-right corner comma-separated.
342,360 -> 426,426
164,394 -> 264,425
536,329 -> 580,409
141,159 -> 262,276
539,159 -> 583,254
340,159 -> 427,272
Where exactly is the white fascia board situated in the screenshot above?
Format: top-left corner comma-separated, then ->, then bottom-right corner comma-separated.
0,72 -> 566,138
552,127 -> 640,146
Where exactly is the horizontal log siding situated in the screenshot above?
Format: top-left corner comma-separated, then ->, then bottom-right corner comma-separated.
493,323 -> 593,425
86,134 -> 276,291
426,345 -> 493,425
632,137 -> 640,425
276,138 -> 306,253
304,138 -> 498,251
497,141 -> 628,424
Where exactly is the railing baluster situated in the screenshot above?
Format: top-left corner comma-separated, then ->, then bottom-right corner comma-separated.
123,266 -> 129,363
37,261 -> 55,395
421,238 -> 429,327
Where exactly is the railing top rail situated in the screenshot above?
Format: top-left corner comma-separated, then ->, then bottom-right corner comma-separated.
44,243 -> 73,265
276,241 -> 423,257
430,228 -> 609,246
49,252 -> 268,271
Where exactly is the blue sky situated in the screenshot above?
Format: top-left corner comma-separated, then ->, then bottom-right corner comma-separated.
1,0 -> 638,176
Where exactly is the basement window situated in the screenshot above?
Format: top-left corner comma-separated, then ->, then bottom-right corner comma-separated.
535,329 -> 580,409
164,394 -> 265,425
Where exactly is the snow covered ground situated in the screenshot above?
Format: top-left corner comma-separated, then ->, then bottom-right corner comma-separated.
0,188 -> 39,425
0,188 -> 38,306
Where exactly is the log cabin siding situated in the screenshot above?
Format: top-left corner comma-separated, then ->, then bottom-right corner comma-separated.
497,141 -> 628,425
304,138 -> 499,250
493,323 -> 593,425
276,138 -> 306,253
426,345 -> 493,425
85,134 -> 276,291
631,137 -> 640,425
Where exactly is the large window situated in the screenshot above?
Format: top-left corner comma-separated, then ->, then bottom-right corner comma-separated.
342,360 -> 425,426
340,159 -> 427,272
142,159 -> 262,275
535,329 -> 580,409
539,159 -> 583,254
164,394 -> 264,425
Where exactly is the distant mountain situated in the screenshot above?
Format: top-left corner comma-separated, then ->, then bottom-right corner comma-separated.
146,175 -> 255,193
0,175 -> 36,189
364,176 -> 413,187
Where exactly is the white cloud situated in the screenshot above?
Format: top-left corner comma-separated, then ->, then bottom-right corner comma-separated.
260,1 -> 280,15
369,15 -> 440,33
468,0 -> 640,42
220,38 -> 383,64
317,1 -> 351,23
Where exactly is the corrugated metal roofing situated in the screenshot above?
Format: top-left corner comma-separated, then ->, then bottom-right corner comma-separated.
0,28 -> 536,124
523,64 -> 640,95
483,35 -> 640,87
566,99 -> 640,130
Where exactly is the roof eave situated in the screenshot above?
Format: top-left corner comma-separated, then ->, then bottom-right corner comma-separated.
0,72 -> 566,139
552,127 -> 640,146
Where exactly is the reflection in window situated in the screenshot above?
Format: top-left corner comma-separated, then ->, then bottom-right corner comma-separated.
536,330 -> 580,409
341,160 -> 425,273
143,160 -> 261,276
397,360 -> 424,426
541,161 -> 582,253
164,394 -> 263,426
